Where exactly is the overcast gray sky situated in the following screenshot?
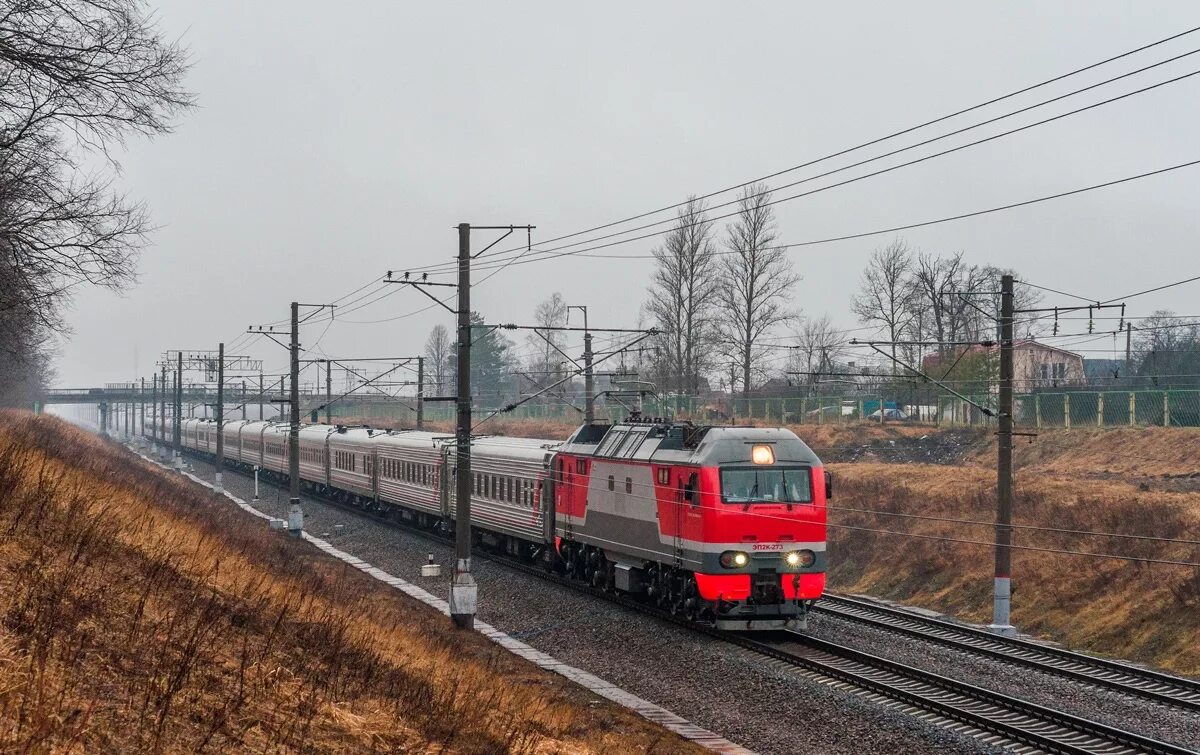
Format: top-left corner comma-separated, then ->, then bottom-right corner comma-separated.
57,1 -> 1200,388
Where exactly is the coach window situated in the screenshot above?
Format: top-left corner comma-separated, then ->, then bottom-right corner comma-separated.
607,475 -> 614,491
576,458 -> 587,475
625,477 -> 633,494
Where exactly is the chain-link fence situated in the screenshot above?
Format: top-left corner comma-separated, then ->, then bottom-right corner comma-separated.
1011,389 -> 1200,428
327,388 -> 1200,429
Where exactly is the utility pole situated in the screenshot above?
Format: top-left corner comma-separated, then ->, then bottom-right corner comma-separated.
174,351 -> 183,470
215,342 -> 225,493
325,359 -> 332,424
286,303 -> 303,536
140,377 -> 145,439
569,305 -> 593,423
452,222 -> 476,629
990,274 -> 1016,637
1125,322 -> 1132,374
151,374 -> 158,447
416,356 -> 425,429
160,363 -> 167,454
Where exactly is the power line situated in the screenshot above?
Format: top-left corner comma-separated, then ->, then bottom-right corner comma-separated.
397,25 -> 1200,276
465,57 -> 1200,273
464,158 -> 1200,273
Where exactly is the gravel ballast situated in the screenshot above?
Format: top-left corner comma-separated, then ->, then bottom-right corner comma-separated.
164,451 -> 1121,755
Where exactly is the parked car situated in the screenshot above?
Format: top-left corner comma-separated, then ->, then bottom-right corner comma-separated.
867,408 -> 910,421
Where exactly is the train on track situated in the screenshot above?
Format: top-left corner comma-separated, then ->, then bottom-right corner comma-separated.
155,415 -> 829,630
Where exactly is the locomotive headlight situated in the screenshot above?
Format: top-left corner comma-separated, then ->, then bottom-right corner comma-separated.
720,550 -> 750,569
786,549 -> 816,568
751,444 -> 775,465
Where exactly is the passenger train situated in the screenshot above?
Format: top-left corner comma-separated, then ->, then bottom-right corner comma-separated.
158,415 -> 829,630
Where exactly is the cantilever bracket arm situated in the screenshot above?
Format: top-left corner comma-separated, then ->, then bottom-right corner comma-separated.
401,282 -> 457,315
533,328 -> 582,370
246,328 -> 290,351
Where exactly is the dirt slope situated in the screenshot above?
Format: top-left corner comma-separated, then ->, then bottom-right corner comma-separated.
828,463 -> 1200,675
0,413 -> 701,754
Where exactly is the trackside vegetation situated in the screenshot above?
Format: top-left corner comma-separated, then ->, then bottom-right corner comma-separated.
0,412 -> 700,753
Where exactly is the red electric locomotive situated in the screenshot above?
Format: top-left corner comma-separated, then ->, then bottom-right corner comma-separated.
550,417 -> 828,630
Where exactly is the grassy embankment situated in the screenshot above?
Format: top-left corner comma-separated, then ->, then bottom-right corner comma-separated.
0,412 -> 701,753
321,416 -> 1200,674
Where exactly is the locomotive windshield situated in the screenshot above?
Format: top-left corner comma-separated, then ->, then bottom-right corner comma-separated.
719,467 -> 813,504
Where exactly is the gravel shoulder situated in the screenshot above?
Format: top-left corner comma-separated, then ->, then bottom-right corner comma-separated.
807,611 -> 1200,750
174,453 -> 1006,755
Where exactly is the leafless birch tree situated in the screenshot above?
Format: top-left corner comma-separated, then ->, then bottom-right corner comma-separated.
715,184 -> 798,399
851,238 -> 915,375
789,315 -> 846,394
644,197 -> 719,394
423,324 -> 452,394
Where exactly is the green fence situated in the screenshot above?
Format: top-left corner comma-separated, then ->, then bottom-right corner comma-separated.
1013,389 -> 1200,428
329,395 -> 911,427
327,388 -> 1200,429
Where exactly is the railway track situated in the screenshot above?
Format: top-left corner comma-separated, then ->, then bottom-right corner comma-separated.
815,593 -> 1200,713
164,446 -> 1197,755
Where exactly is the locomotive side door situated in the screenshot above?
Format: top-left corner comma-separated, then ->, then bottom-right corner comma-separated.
673,468 -> 688,568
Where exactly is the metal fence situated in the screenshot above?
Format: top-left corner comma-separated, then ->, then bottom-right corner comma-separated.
328,388 -> 1200,429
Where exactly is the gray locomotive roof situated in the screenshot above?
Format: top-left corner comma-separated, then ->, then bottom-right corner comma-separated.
558,422 -> 821,466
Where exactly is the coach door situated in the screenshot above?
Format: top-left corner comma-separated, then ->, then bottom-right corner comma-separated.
438,445 -> 452,521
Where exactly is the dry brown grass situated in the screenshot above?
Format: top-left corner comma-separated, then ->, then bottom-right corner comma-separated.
828,463 -> 1200,675
0,412 -> 702,754
963,426 -> 1200,478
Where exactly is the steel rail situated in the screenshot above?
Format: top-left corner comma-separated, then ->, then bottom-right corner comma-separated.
162,443 -> 1197,755
816,593 -> 1200,713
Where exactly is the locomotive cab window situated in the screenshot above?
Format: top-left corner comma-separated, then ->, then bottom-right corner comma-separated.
720,466 -> 813,505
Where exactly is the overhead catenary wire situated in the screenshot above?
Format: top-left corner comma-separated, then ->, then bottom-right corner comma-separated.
393,25 -> 1200,277
460,58 -> 1200,273
461,158 -> 1200,274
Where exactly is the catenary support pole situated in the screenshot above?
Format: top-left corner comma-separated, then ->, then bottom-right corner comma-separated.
416,356 -> 425,430
451,222 -> 477,629
259,371 -> 265,420
139,377 -> 145,440
241,381 -> 247,420
575,305 -> 594,424
174,352 -> 183,471
160,364 -> 168,456
1125,322 -> 1132,373
287,303 -> 303,536
151,374 -> 158,447
215,342 -> 225,493
325,359 -> 332,424
990,273 -> 1016,636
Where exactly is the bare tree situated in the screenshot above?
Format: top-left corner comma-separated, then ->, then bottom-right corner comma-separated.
423,324 -> 452,394
910,251 -> 969,357
644,197 -> 719,394
715,183 -> 799,399
851,238 -> 915,375
524,292 -> 569,396
0,0 -> 191,402
789,315 -> 847,394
